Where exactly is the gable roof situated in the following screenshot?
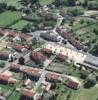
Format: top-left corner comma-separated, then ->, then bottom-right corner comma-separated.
22,88 -> 36,97
57,26 -> 84,50
30,51 -> 46,63
12,42 -> 26,52
46,72 -> 60,80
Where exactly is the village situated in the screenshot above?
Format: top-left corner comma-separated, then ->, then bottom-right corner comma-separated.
0,0 -> 98,100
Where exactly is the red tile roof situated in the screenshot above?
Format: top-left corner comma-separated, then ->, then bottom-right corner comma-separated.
46,72 -> 60,80
0,74 -> 10,81
20,33 -> 31,41
0,52 -> 9,58
24,67 -> 40,74
12,42 -> 26,52
0,73 -> 17,84
42,48 -> 52,54
9,31 -> 17,37
22,88 -> 36,97
57,26 -> 84,50
57,53 -> 68,61
0,29 -> 6,35
10,63 -> 21,70
30,51 -> 46,63
66,80 -> 80,89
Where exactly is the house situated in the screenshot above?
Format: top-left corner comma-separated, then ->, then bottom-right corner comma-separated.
22,67 -> 41,81
22,15 -> 33,21
40,32 -> 59,42
20,33 -> 31,41
23,79 -> 32,86
30,51 -> 46,64
66,79 -> 81,89
56,26 -> 84,50
21,88 -> 37,100
0,29 -> 6,36
56,53 -> 68,62
12,42 -> 26,52
8,31 -> 17,37
42,48 -> 52,54
60,11 -> 75,21
45,72 -> 61,82
42,81 -> 51,92
0,52 -> 9,60
10,63 -> 21,72
0,73 -> 17,84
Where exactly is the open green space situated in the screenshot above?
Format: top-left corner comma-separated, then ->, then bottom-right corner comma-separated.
73,84 -> 98,100
39,0 -> 54,6
10,20 -> 30,30
0,10 -> 21,28
0,84 -> 14,91
0,0 -> 22,8
8,91 -> 21,100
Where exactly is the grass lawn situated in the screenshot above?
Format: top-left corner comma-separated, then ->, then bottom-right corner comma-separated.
10,20 -> 30,30
39,0 -> 54,6
73,85 -> 98,100
25,60 -> 41,68
8,91 -> 21,100
0,10 -> 21,28
0,0 -> 22,8
0,84 -> 14,91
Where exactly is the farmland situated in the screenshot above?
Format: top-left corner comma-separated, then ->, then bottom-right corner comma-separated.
0,11 -> 21,28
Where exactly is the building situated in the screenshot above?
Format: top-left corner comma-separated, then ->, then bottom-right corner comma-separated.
60,11 -> 75,21
0,52 -> 9,60
0,73 -> 17,84
8,31 -> 17,37
12,42 -> 26,52
42,81 -> 52,92
22,67 -> 41,81
42,48 -> 52,54
56,26 -> 84,50
30,51 -> 46,64
56,53 -> 68,62
66,79 -> 81,89
45,72 -> 61,82
0,29 -> 6,36
22,15 -> 33,21
20,33 -> 31,41
23,79 -> 32,86
21,88 -> 37,100
10,63 -> 21,72
40,32 -> 59,42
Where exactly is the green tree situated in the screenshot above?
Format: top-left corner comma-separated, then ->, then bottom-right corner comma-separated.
66,0 -> 76,6
84,74 -> 96,88
18,56 -> 25,65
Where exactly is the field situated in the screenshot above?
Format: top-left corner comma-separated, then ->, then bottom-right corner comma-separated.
0,0 -> 22,8
8,92 -> 21,100
39,0 -> 54,6
10,20 -> 30,30
0,11 -> 21,28
73,84 -> 98,100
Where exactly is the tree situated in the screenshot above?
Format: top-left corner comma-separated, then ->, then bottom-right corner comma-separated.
66,0 -> 76,6
22,23 -> 32,32
20,0 -> 39,7
0,3 -> 7,13
82,0 -> 88,8
18,56 -> 25,65
7,5 -> 17,11
84,74 -> 96,88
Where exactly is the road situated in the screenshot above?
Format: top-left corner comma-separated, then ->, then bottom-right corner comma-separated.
0,62 -> 10,73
